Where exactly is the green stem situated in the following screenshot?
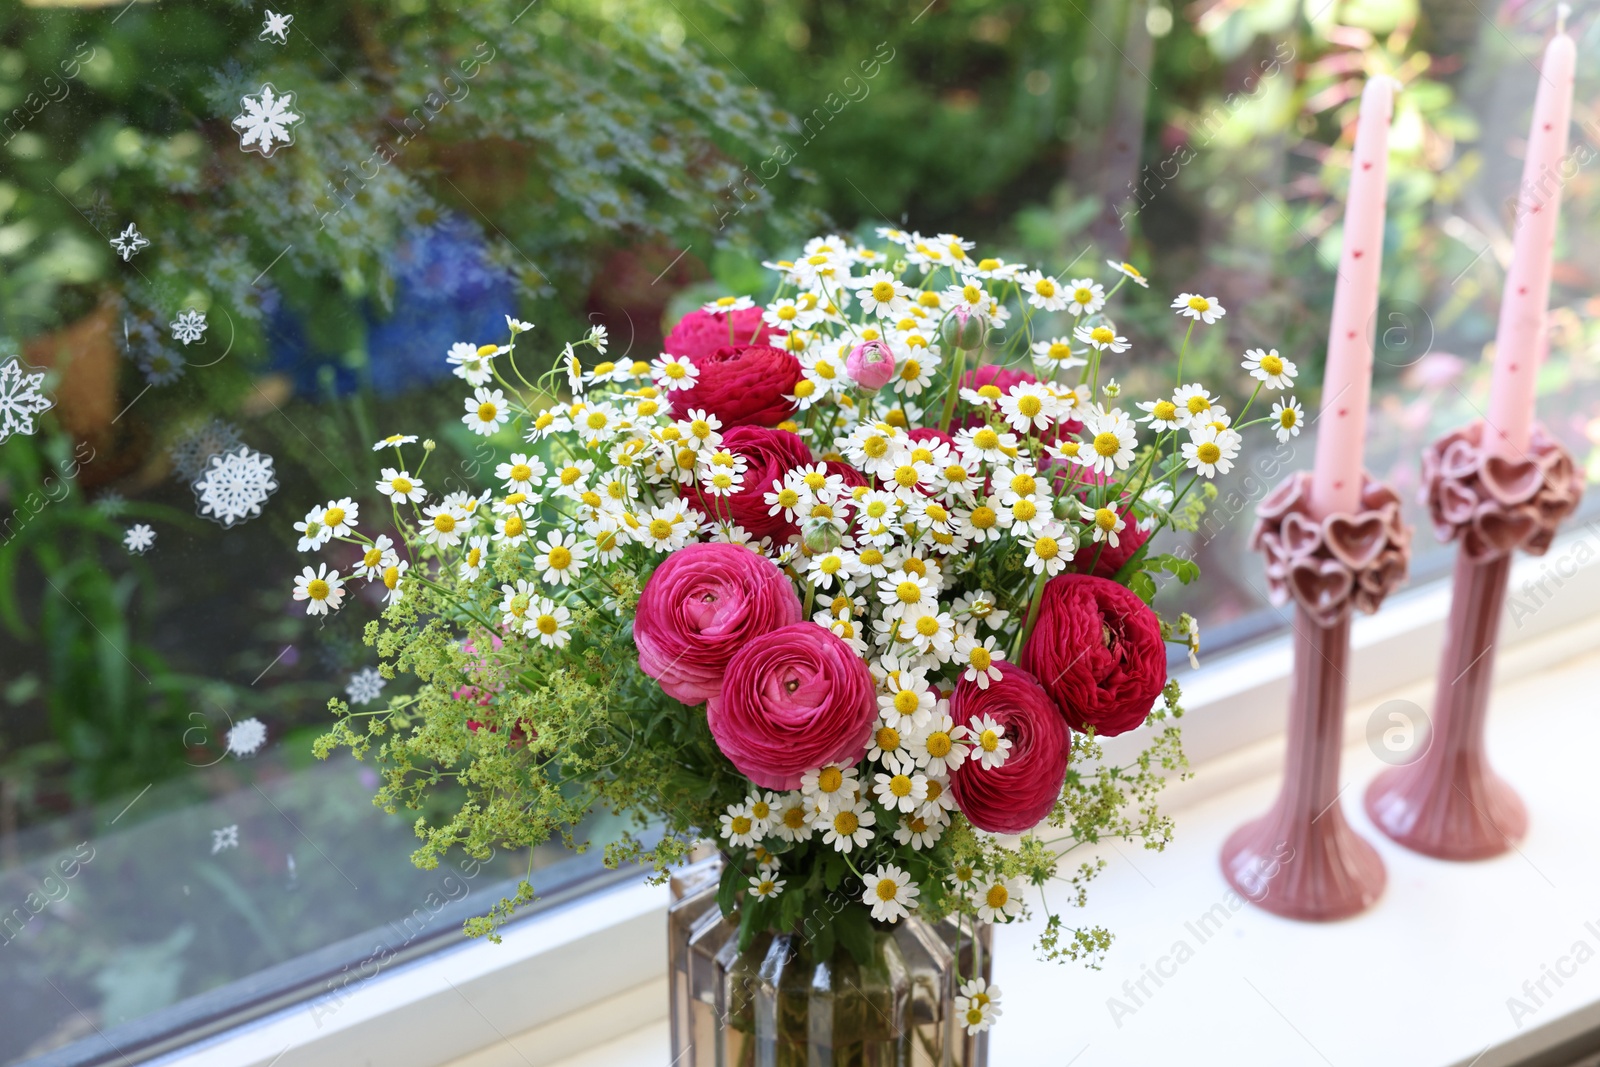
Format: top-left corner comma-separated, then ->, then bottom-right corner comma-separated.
939,348 -> 969,434
1011,571 -> 1050,660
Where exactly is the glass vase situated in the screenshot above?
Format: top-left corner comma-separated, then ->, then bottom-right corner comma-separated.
668,855 -> 991,1067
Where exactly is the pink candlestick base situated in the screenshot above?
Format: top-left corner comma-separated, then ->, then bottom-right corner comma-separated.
1223,472 -> 1411,921
1365,423 -> 1581,860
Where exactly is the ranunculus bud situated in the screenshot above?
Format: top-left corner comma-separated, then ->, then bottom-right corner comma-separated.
802,518 -> 844,554
939,306 -> 988,351
846,340 -> 897,390
635,543 -> 804,705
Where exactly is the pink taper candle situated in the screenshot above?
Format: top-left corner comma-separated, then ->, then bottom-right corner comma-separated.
1485,11 -> 1575,456
1310,77 -> 1397,519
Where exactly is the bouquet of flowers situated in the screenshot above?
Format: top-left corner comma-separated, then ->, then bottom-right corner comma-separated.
312,228 -> 1302,1037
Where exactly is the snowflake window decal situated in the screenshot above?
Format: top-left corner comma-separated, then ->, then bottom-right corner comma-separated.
0,356 -> 54,443
260,10 -> 293,43
227,717 -> 268,757
232,82 -> 304,158
110,222 -> 149,261
123,523 -> 156,554
171,309 -> 209,346
346,667 -> 386,706
193,445 -> 278,528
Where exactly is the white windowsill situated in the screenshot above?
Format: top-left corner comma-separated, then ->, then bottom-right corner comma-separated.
149,519 -> 1600,1067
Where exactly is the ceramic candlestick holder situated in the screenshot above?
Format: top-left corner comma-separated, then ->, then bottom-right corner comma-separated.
1365,422 -> 1582,860
1221,471 -> 1411,921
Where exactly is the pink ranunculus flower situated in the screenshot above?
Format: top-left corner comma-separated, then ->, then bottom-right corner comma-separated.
706,622 -> 877,789
846,340 -> 897,390
634,542 -> 803,705
948,664 -> 1071,834
663,307 -> 774,363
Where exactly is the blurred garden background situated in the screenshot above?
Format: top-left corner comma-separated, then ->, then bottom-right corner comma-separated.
2,0 -> 1599,1062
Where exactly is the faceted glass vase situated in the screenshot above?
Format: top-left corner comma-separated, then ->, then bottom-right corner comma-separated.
669,856 -> 991,1067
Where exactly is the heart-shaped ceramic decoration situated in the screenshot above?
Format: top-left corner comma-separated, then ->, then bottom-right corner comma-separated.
1257,474 -> 1305,521
1280,512 -> 1322,559
1289,558 -> 1352,615
1436,436 -> 1480,481
1471,503 -> 1538,555
1434,478 -> 1478,526
1324,513 -> 1387,570
1479,455 -> 1543,505
1258,532 -> 1289,578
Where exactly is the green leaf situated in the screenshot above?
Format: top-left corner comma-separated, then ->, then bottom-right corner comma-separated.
717,859 -> 741,918
1127,570 -> 1157,604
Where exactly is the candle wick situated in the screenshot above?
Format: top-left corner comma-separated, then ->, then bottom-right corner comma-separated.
1557,2 -> 1570,33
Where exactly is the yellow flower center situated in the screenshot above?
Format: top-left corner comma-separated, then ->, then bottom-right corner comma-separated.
1034,536 -> 1059,559
586,412 -> 607,430
818,766 -> 843,793
1012,499 -> 1037,521
1017,395 -> 1042,417
970,648 -> 993,671
560,467 -> 583,485
1197,442 -> 1222,464
876,726 -> 901,751
784,806 -> 807,829
970,506 -> 997,530
916,615 -> 940,637
1152,400 -> 1177,421
751,800 -> 770,820
391,478 -> 413,495
1010,474 -> 1036,497
1091,326 -> 1114,344
973,428 -> 999,450
504,515 -> 525,537
978,258 -> 1000,270
382,566 -> 400,590
1280,409 -> 1298,429
307,579 -> 330,600
1186,395 -> 1211,415
926,779 -> 944,802
323,507 -> 346,527
433,513 -> 456,533
477,402 -> 498,422
894,689 -> 921,714
1260,354 -> 1284,375
860,548 -> 884,566
778,305 -> 797,320
1095,508 -> 1117,531
863,436 -> 888,458
986,884 -> 1009,908
894,465 -> 920,488
977,385 -> 1002,401
363,547 -> 382,567
1047,342 -> 1071,361
872,281 -> 896,301
664,362 -> 687,380
1187,296 -> 1209,312
1034,279 -> 1057,297
1094,431 -> 1121,457
536,614 -> 559,635
876,877 -> 900,902
731,815 -> 752,835
896,581 -> 923,605
648,518 -> 673,539
833,810 -> 860,835
466,548 -> 481,566
926,732 -> 951,758
547,546 -> 572,569
903,557 -> 927,577
889,775 -> 913,797
917,291 -> 941,307
509,463 -> 532,482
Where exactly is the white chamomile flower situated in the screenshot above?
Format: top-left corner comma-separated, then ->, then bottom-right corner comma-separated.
975,875 -> 1025,923
951,591 -> 1008,631
532,529 -> 589,586
1171,383 -> 1225,428
1017,270 -> 1068,312
1022,521 -> 1072,575
872,770 -> 930,813
493,507 -> 533,546
446,341 -> 497,386
1172,292 -> 1226,324
997,382 -> 1057,434
651,354 -> 699,392
955,635 -> 1005,689
292,563 -> 345,615
495,454 -> 547,493
1136,396 -> 1183,431
1030,336 -> 1086,371
963,713 -> 1013,769
719,802 -> 763,847
749,871 -> 786,899
800,764 -> 860,815
371,433 -> 417,451
376,467 -> 425,504
862,863 -> 919,922
868,718 -> 914,773
379,558 -> 409,604
744,791 -> 780,835
856,269 -> 908,317
506,315 -> 534,334
893,811 -> 946,849
420,503 -> 466,548
1242,347 -> 1297,389
463,387 -> 511,436
499,578 -> 538,632
1080,503 -> 1127,548
528,597 -> 572,648
820,795 -> 876,853
770,793 -> 814,843
294,506 -> 334,551
1074,322 -> 1130,353
1181,424 -> 1241,478
956,977 -> 1003,1035
354,534 -> 396,580
912,711 -> 970,776
701,295 -> 755,314
460,535 -> 489,581
586,323 -> 608,353
1063,277 -> 1105,316
1107,259 -> 1149,287
1273,396 -> 1304,442
1078,409 -> 1138,475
